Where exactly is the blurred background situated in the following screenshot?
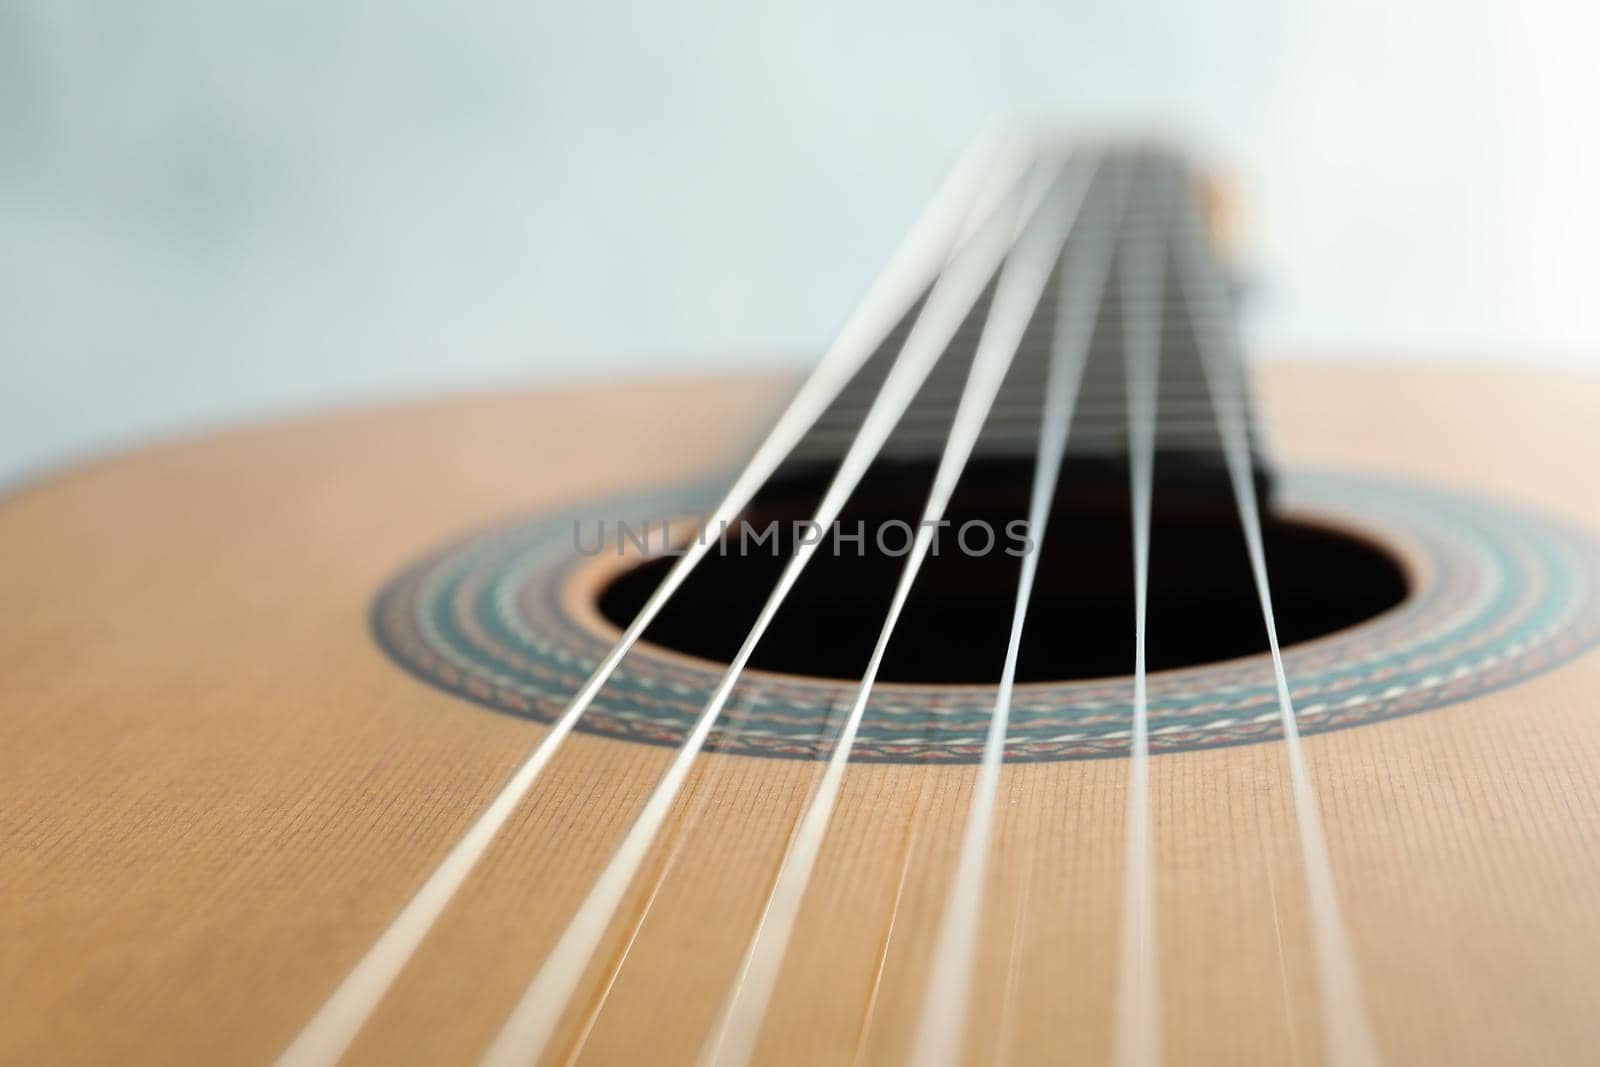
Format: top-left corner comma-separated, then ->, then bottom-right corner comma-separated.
4,0 -> 1597,488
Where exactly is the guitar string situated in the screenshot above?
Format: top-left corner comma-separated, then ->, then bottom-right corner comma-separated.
554,688 -> 853,1067
848,773 -> 930,1066
1174,172 -> 1384,1067
1260,825 -> 1305,1065
903,157 -> 1134,1067
847,628 -> 960,1067
474,150 -> 1061,1067
696,153 -> 1098,1067
989,847 -> 1034,1067
1111,158 -> 1173,1067
266,130 -> 1033,1067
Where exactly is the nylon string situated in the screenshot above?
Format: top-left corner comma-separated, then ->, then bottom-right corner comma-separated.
1111,160 -> 1173,1067
475,148 -> 1057,1067
1175,172 -> 1383,1067
698,153 -> 1101,1067
905,158 -> 1136,1067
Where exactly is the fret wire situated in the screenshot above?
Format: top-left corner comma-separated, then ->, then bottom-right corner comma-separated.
825,389 -> 1258,408
807,270 -> 1261,464
813,394 -> 1259,412
813,391 -> 1262,409
805,410 -> 1266,427
807,413 -> 1261,426
825,377 -> 1254,393
795,420 -> 1266,445
267,127 -> 1038,1067
842,369 -> 1254,386
475,142 -> 1064,1067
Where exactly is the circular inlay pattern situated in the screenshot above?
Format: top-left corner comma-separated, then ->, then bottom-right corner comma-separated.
372,473 -> 1600,762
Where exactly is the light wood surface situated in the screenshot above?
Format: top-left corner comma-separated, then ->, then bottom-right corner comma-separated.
2,362 -> 1598,1067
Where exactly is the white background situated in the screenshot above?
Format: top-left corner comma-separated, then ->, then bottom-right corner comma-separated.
4,0 -> 1598,486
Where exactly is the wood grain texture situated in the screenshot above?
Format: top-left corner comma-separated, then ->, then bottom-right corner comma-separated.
1,363 -> 1598,1067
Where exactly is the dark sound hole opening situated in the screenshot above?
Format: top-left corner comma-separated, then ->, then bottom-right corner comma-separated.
596,461 -> 1410,685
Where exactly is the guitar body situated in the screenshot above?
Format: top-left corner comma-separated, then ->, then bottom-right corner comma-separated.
3,360 -> 1598,1067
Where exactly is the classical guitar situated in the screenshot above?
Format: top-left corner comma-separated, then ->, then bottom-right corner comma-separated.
5,135 -> 1599,1067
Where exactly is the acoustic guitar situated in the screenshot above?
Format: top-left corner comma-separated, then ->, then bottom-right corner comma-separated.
5,134 -> 1598,1067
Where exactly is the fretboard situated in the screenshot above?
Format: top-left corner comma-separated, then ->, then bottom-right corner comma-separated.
781,148 -> 1269,489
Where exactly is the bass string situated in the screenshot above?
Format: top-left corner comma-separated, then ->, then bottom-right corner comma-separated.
268,127 -> 1038,1067
696,153 -> 1103,1067
902,156 -> 1137,1067
1175,170 -> 1384,1067
474,146 -> 1065,1067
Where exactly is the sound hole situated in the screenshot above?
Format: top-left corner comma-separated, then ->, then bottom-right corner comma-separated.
597,460 -> 1410,685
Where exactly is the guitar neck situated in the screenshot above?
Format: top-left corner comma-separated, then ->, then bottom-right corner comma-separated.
782,147 -> 1273,504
